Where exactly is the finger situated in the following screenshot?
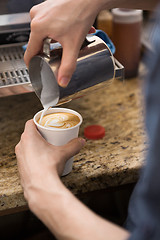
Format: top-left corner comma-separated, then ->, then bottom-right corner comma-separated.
61,138 -> 85,160
57,41 -> 80,87
30,6 -> 38,20
88,26 -> 96,34
23,119 -> 44,141
15,142 -> 20,155
24,119 -> 37,134
30,1 -> 46,19
24,32 -> 44,67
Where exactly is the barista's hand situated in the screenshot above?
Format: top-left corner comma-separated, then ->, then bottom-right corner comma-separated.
24,0 -> 102,87
15,120 -> 85,202
16,120 -> 130,240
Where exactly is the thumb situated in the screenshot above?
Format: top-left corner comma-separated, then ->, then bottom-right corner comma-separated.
57,41 -> 80,87
61,138 -> 86,160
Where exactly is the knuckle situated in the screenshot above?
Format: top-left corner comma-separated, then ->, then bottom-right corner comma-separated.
25,120 -> 32,128
15,143 -> 20,154
20,132 -> 25,140
30,6 -> 37,19
30,19 -> 40,32
20,132 -> 28,143
24,120 -> 33,134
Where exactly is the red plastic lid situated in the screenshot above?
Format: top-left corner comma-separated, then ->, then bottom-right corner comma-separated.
84,125 -> 105,140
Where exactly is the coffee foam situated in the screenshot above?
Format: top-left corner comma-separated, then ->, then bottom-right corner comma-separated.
38,112 -> 80,129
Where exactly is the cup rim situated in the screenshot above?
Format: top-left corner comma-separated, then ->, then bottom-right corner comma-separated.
33,107 -> 83,131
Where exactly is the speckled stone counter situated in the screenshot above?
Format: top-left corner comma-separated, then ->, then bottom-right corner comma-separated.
0,78 -> 147,213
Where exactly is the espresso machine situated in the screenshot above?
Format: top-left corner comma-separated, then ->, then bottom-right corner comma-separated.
0,5 -> 124,105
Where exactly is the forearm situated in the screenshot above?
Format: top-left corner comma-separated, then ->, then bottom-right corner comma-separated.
100,0 -> 159,10
29,177 -> 130,240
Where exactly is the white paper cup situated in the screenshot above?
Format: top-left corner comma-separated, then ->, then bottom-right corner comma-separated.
33,108 -> 83,176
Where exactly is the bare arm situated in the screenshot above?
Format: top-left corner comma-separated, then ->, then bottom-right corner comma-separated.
31,178 -> 130,240
16,120 -> 130,240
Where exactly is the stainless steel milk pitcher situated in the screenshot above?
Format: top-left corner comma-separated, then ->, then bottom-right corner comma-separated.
29,35 -> 124,108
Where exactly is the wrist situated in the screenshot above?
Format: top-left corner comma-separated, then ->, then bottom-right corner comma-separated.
27,179 -> 73,238
26,173 -> 65,214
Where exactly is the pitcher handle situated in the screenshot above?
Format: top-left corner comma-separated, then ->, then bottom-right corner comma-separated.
43,38 -> 52,58
43,37 -> 92,58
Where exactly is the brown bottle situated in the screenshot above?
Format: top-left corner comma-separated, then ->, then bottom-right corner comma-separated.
112,8 -> 143,78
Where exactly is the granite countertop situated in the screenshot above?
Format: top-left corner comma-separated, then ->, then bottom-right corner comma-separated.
0,78 -> 147,213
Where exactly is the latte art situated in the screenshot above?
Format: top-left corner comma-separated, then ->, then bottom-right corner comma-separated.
38,112 -> 80,129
